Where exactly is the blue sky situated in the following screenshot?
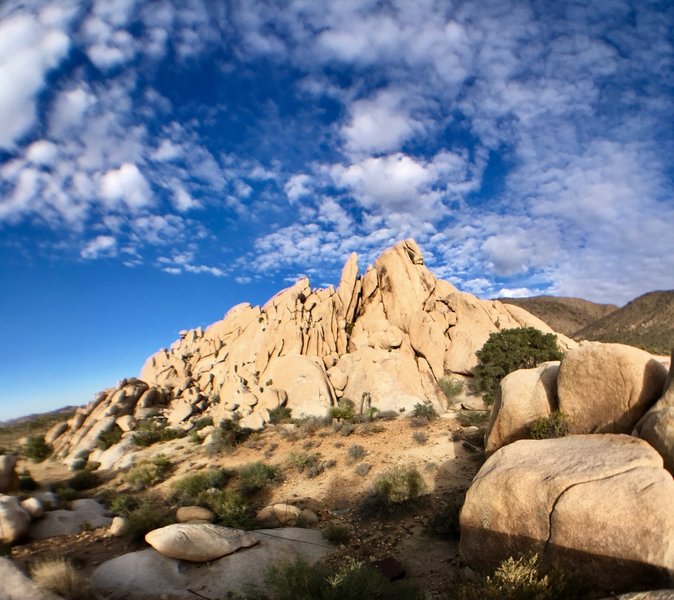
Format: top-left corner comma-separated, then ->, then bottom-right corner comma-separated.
1,0 -> 673,420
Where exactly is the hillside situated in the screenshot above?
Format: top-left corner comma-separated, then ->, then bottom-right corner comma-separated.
497,296 -> 618,336
574,290 -> 674,355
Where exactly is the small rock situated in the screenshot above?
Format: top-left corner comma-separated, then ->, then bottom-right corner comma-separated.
176,506 -> 216,523
20,497 -> 44,520
108,516 -> 128,537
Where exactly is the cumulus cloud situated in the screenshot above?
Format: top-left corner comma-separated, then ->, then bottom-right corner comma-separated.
0,14 -> 70,149
26,140 -> 58,165
100,163 -> 152,210
81,235 -> 117,259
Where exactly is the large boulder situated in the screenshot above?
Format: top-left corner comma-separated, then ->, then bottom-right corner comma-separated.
557,343 -> 668,434
145,524 -> 258,562
92,528 -> 335,600
0,455 -> 18,493
0,495 -> 30,544
635,350 -> 674,474
460,435 -> 674,593
29,499 -> 111,539
484,361 -> 559,453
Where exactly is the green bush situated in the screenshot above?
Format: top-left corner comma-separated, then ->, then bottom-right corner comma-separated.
268,405 -> 292,424
68,470 -> 101,491
323,522 -> 350,544
456,554 -> 573,600
22,436 -> 52,462
198,488 -> 252,528
132,419 -> 185,447
287,451 -> 320,474
127,454 -> 172,490
360,466 -> 427,516
428,495 -> 463,539
456,410 -> 489,427
262,558 -> 421,600
529,411 -> 570,440
125,500 -> 172,542
438,377 -> 464,406
411,402 -> 438,421
238,462 -> 282,496
472,328 -> 563,405
192,416 -> 214,430
171,468 -> 232,503
205,419 -> 252,455
329,399 -> 356,421
96,425 -> 123,450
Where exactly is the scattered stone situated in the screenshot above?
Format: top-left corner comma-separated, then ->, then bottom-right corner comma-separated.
175,506 -> 215,523
20,497 -> 43,520
30,499 -> 112,539
108,516 -> 128,537
255,503 -> 318,528
0,495 -> 30,543
145,523 -> 258,562
460,435 -> 674,593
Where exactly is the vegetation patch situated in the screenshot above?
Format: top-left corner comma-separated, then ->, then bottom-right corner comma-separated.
205,419 -> 253,455
345,444 -> 366,466
411,402 -> 439,421
529,411 -> 570,440
22,435 -> 52,462
456,410 -> 489,427
67,469 -> 101,491
238,461 -> 282,496
171,468 -> 232,503
96,424 -> 123,450
472,327 -> 563,405
322,522 -> 350,544
125,499 -> 173,542
31,557 -> 94,600
126,454 -> 172,490
438,377 -> 464,407
329,398 -> 356,422
268,405 -> 292,424
360,465 -> 427,516
132,418 -> 185,448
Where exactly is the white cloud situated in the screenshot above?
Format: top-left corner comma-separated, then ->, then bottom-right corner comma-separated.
81,235 -> 117,259
284,174 -> 312,203
0,14 -> 70,149
342,90 -> 421,155
152,139 -> 183,162
100,163 -> 152,210
172,185 -> 199,212
26,140 -> 58,165
49,87 -> 97,137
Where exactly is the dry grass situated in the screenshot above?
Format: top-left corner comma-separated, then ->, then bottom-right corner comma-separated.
31,557 -> 96,600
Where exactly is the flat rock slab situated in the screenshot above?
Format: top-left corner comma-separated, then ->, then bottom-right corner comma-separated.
0,557 -> 62,600
92,528 -> 335,600
145,523 -> 258,562
29,498 -> 111,539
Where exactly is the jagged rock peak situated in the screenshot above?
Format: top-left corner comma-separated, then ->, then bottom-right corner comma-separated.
50,239 -> 574,464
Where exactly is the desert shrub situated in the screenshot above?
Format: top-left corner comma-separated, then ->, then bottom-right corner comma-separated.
322,521 -> 350,544
198,488 -> 252,528
238,462 -> 282,496
295,416 -> 331,437
263,557 -> 421,600
355,463 -> 372,477
171,468 -> 232,503
125,499 -> 172,541
22,435 -> 52,462
329,399 -> 356,421
287,451 -> 320,473
456,554 -> 573,600
68,470 -> 101,491
206,419 -> 252,455
529,411 -> 570,440
105,492 -> 139,516
412,402 -> 439,421
412,431 -> 428,445
376,410 -> 399,421
457,410 -> 490,427
360,466 -> 427,516
18,469 -> 37,491
126,454 -> 172,490
428,495 -> 463,539
345,444 -> 366,466
472,328 -> 563,405
55,485 -> 78,503
96,425 -> 123,450
31,557 -> 93,600
132,419 -> 185,448
335,421 -> 356,437
409,416 -> 429,428
438,377 -> 464,407
268,405 -> 292,424
192,416 -> 214,430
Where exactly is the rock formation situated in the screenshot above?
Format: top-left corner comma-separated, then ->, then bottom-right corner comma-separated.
49,239 -> 572,464
460,435 -> 674,592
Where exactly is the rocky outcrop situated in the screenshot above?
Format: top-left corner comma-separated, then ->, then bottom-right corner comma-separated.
460,435 -> 674,593
0,495 -> 30,544
484,361 -> 559,453
92,528 -> 334,599
557,343 -> 668,434
145,524 -> 258,562
635,350 -> 674,474
51,239 -> 573,460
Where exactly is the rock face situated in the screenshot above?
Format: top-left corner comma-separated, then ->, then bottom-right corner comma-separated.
635,350 -> 674,474
460,435 -> 674,592
92,528 -> 334,600
0,455 -> 18,493
0,495 -> 30,544
145,523 -> 258,562
557,343 -> 668,434
52,239 -> 573,460
484,361 -> 559,453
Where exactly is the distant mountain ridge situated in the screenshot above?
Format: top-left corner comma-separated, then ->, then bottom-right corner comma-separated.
499,291 -> 674,355
497,296 -> 618,337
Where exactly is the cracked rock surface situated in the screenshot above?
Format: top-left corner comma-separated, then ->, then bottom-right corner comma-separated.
459,434 -> 674,592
